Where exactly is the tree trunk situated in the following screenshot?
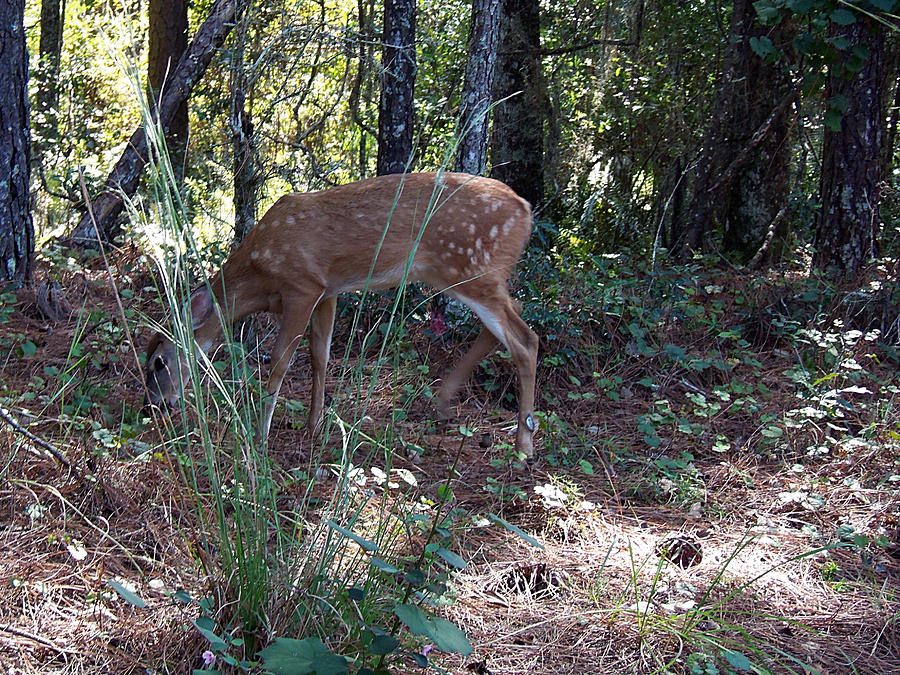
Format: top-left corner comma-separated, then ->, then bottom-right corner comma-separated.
231,88 -> 258,245
0,0 -> 33,283
377,0 -> 416,176
813,16 -> 886,279
680,0 -> 794,262
67,0 -> 245,245
489,0 -> 544,209
349,0 -> 376,178
34,0 -> 64,155
721,16 -> 794,263
148,0 -> 189,177
455,0 -> 501,175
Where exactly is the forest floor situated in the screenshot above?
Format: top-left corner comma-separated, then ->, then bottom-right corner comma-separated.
0,249 -> 899,674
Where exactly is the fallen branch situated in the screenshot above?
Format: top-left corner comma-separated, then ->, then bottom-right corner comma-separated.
0,406 -> 72,472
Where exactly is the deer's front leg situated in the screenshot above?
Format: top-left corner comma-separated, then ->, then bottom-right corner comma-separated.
260,291 -> 322,443
307,295 -> 336,436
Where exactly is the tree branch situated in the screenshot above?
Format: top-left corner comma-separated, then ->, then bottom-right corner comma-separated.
706,88 -> 799,196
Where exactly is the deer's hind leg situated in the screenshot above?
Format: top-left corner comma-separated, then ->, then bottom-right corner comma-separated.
448,287 -> 539,458
436,326 -> 499,418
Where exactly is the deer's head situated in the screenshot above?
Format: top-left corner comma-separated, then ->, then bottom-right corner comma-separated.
144,287 -> 216,410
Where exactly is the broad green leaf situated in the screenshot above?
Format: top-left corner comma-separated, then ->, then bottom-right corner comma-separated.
172,589 -> 192,603
258,637 -> 347,675
404,569 -> 426,585
394,603 -> 432,635
191,620 -> 228,652
824,109 -> 843,132
487,514 -> 544,550
326,520 -> 378,552
369,557 -> 399,574
436,547 -> 467,570
107,579 -> 146,609
428,617 -> 472,655
369,634 -> 400,656
393,604 -> 472,656
753,0 -> 780,23
749,36 -> 774,58
830,8 -> 856,25
722,649 -> 753,671
787,0 -> 813,13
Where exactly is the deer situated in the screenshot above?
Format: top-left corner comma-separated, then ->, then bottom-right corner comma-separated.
144,172 -> 539,457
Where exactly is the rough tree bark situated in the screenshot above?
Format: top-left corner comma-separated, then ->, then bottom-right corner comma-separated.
35,0 -> 65,154
0,0 -> 34,283
66,0 -> 245,245
377,0 -> 417,176
489,0 -> 544,209
813,16 -> 886,279
148,0 -> 189,177
455,0 -> 501,175
680,0 -> 794,263
231,87 -> 258,245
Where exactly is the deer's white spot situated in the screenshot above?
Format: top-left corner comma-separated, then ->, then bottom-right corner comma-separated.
285,216 -> 295,225
489,225 -> 498,239
467,248 -> 473,256
484,251 -> 491,264
475,238 -> 482,250
468,223 -> 476,235
250,251 -> 260,260
448,266 -> 458,276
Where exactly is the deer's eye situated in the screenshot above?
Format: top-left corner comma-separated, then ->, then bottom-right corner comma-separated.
154,355 -> 167,371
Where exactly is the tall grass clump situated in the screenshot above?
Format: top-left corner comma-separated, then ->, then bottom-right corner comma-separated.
113,61 -> 505,671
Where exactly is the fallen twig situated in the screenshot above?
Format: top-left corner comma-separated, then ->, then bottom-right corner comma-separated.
0,405 -> 73,473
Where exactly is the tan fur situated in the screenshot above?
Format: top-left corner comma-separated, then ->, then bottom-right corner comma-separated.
145,172 -> 539,456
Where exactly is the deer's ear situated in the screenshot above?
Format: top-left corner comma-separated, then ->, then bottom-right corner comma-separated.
188,287 -> 215,329
145,332 -> 162,359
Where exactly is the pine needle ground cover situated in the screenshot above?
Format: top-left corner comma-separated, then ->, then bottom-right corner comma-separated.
0,250 -> 898,674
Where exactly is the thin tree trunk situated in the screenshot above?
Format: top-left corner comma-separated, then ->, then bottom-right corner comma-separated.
813,16 -> 886,278
231,88 -> 258,245
67,0 -> 245,245
148,0 -> 189,177
455,0 -> 501,175
377,0 -> 416,176
0,0 -> 33,283
490,0 -> 544,209
35,0 -> 64,155
349,0 -> 377,178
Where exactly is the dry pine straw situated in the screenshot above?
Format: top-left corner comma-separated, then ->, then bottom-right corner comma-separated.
0,259 -> 899,673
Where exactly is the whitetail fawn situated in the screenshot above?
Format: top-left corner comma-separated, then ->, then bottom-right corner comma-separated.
144,172 -> 539,456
